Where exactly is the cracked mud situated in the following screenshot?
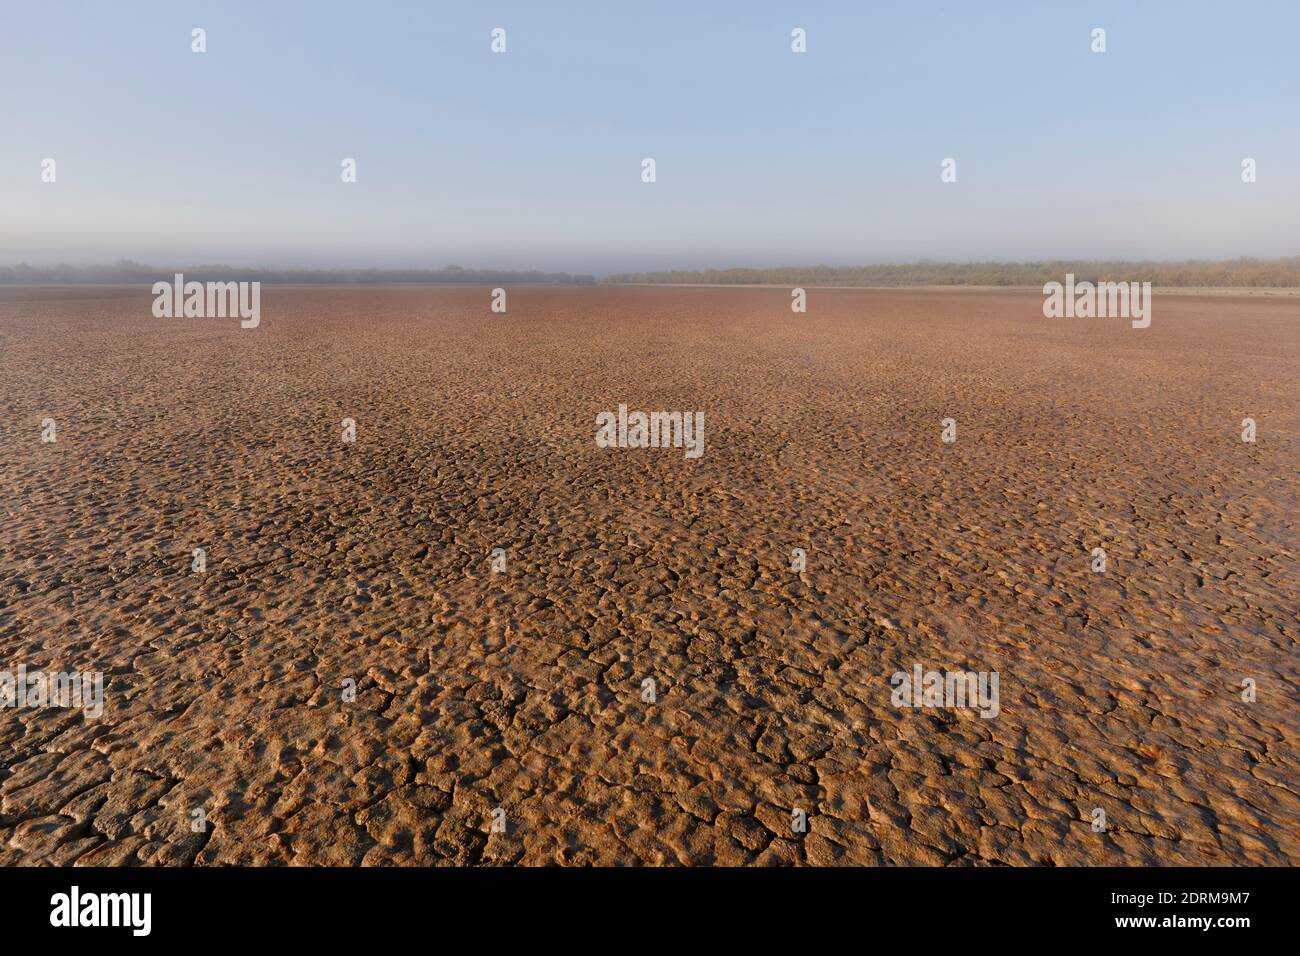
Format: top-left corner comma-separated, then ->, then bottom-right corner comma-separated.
1,285 -> 1296,865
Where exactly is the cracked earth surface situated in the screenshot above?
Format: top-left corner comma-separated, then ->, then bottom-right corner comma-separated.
1,285 -> 1297,865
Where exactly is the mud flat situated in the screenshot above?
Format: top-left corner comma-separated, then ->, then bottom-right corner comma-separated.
0,285 -> 1296,865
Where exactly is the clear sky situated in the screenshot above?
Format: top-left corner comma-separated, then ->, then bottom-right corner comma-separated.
3,0 -> 1297,275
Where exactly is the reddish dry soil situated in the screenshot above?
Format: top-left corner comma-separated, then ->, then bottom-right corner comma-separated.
0,285 -> 1296,865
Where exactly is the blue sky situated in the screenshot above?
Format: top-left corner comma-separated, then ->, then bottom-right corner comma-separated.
3,0 -> 1297,274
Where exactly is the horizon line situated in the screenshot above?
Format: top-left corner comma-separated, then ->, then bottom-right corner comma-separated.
4,256 -> 1300,289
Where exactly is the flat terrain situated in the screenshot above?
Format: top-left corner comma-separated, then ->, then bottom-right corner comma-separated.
0,285 -> 1296,866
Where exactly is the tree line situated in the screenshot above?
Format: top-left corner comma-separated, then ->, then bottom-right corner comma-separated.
605,258 -> 1300,287
0,261 -> 596,285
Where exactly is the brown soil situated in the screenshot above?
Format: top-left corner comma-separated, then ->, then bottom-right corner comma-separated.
0,285 -> 1296,865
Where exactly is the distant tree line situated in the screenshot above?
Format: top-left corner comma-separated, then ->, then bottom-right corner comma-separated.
0,261 -> 596,285
605,258 -> 1300,288
7,258 -> 1298,288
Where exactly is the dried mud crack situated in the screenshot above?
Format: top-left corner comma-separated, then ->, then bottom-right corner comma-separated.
1,285 -> 1296,865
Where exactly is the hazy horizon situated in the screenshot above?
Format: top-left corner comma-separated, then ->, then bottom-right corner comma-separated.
5,255 -> 1300,287
5,0 -> 1298,273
